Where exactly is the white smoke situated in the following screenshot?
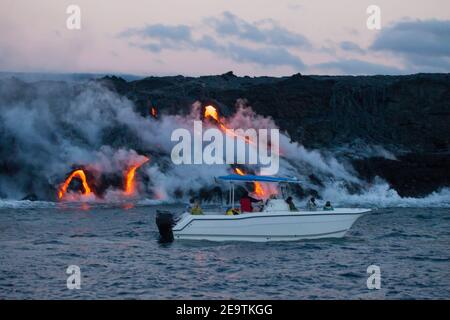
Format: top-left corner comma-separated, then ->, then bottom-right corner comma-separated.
321,181 -> 450,208
0,78 -> 447,208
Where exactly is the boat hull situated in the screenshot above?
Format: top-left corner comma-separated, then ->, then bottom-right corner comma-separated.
172,209 -> 370,242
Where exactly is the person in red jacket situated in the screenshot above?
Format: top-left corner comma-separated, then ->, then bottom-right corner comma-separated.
240,191 -> 262,213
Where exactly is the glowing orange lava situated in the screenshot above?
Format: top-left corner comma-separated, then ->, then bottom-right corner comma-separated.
253,181 -> 265,197
151,107 -> 157,118
124,157 -> 150,196
204,105 -> 253,144
204,105 -> 219,122
58,169 -> 92,200
234,168 -> 266,198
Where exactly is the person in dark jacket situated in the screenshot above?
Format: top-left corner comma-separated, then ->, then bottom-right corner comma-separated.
323,201 -> 334,211
285,196 -> 299,212
306,197 -> 317,211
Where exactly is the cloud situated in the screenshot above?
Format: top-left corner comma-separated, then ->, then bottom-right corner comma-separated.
119,15 -> 450,74
340,41 -> 365,54
120,12 -> 307,70
208,11 -> 311,48
121,24 -> 192,41
370,19 -> 450,71
316,59 -> 404,75
120,24 -> 193,53
195,35 -> 223,51
226,44 -> 305,69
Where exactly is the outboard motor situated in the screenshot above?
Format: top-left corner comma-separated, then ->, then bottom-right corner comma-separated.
156,210 -> 175,243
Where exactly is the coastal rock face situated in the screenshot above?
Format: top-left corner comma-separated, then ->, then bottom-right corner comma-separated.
102,73 -> 450,153
100,72 -> 450,197
353,154 -> 450,197
0,73 -> 449,200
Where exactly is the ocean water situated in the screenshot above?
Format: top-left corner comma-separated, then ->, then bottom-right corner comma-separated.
0,203 -> 449,299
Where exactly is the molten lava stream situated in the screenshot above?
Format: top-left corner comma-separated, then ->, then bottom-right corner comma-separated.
150,107 -> 157,118
234,168 -> 267,198
204,105 -> 220,122
58,169 -> 92,200
204,105 -> 282,156
124,157 -> 150,196
204,105 -> 253,144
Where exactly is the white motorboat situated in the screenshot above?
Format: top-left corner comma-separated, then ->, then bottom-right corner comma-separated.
156,174 -> 370,242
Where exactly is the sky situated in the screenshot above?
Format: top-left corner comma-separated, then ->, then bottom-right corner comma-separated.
0,0 -> 449,76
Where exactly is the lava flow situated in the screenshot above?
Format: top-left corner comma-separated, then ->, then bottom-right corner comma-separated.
204,105 -> 253,144
58,169 -> 92,200
150,107 -> 157,118
204,105 -> 221,124
234,168 -> 266,198
124,157 -> 150,196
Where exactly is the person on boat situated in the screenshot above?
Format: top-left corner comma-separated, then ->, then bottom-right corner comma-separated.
285,196 -> 298,212
240,191 -> 262,213
306,197 -> 317,211
226,207 -> 240,215
185,197 -> 194,212
190,199 -> 204,215
323,201 -> 334,211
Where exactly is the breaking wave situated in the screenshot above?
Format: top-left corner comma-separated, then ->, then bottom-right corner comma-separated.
321,183 -> 450,208
0,200 -> 56,209
1,186 -> 449,209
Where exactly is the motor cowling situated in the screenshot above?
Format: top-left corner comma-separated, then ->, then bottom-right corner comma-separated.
156,210 -> 175,243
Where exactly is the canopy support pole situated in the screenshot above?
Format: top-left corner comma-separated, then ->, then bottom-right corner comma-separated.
228,182 -> 232,206
232,183 -> 235,208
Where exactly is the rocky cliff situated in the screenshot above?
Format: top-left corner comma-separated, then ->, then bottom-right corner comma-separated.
102,72 -> 450,153
0,72 -> 449,200
99,72 -> 450,197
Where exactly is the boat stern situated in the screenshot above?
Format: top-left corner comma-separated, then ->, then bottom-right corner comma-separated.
155,210 -> 176,243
